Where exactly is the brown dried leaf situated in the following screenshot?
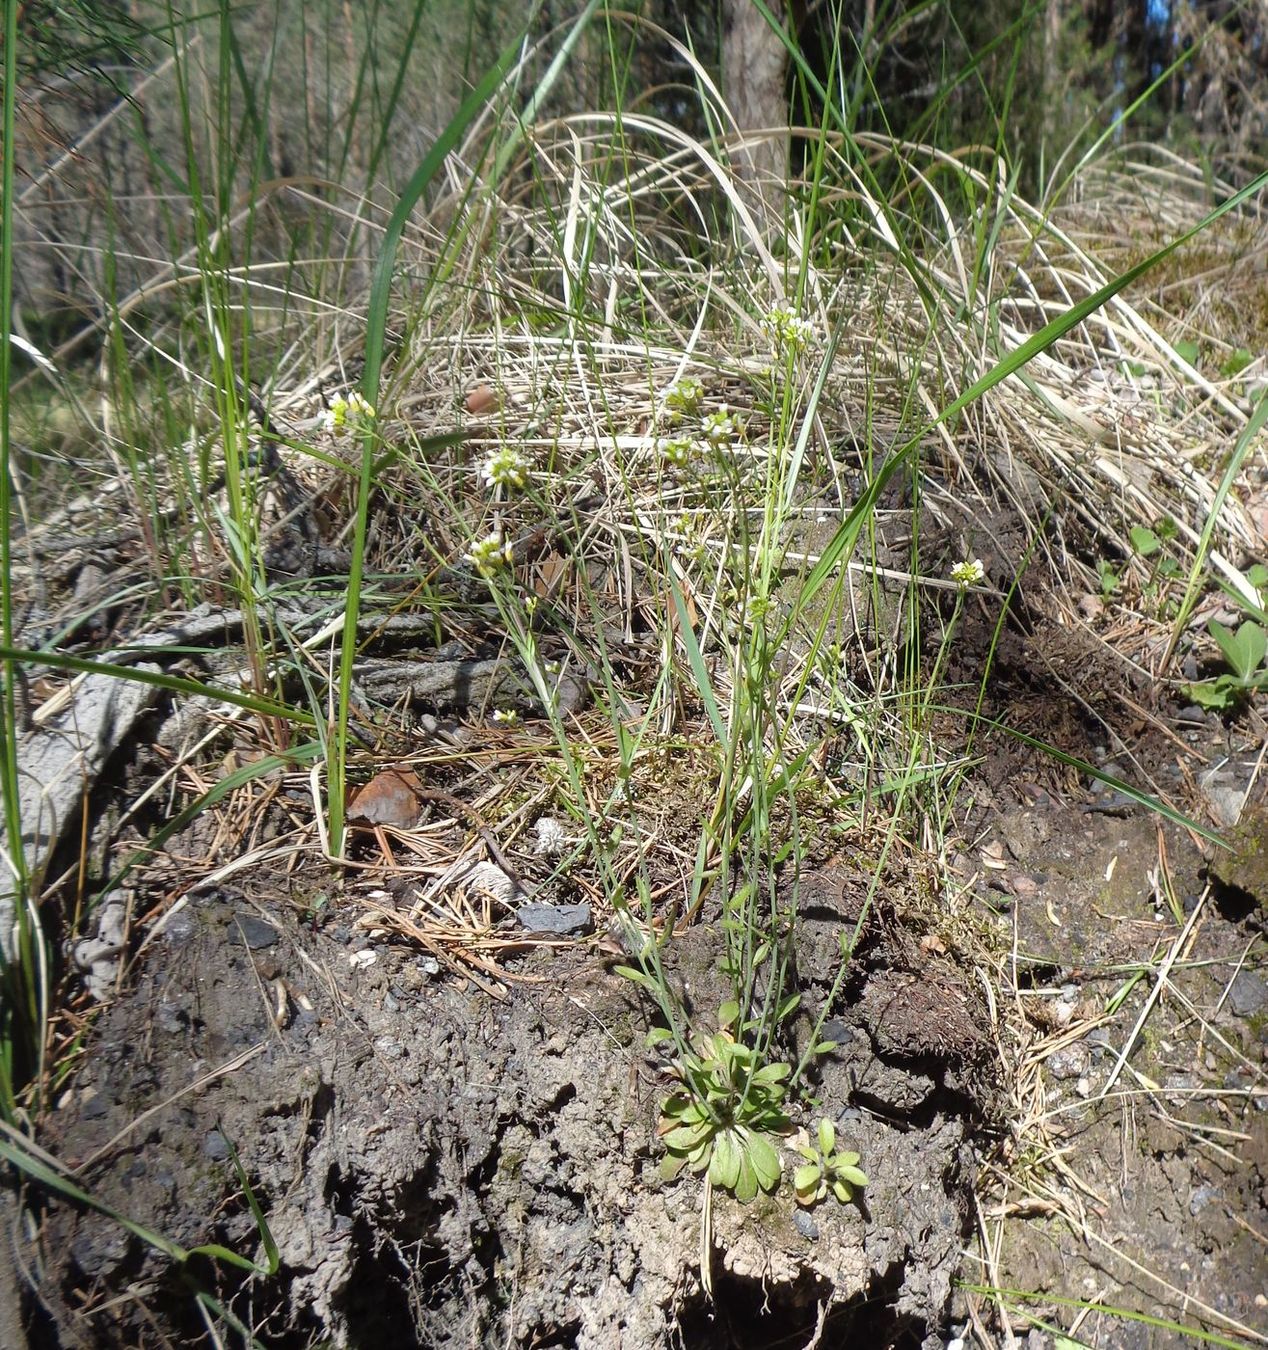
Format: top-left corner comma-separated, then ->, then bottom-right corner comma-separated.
348,769 -> 423,827
465,384 -> 500,416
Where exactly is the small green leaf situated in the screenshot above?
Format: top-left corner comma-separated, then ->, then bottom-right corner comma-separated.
1209,619 -> 1266,681
776,992 -> 801,1021
830,1178 -> 855,1204
660,1152 -> 688,1182
613,965 -> 651,988
646,1027 -> 673,1048
1129,525 -> 1161,557
746,1131 -> 784,1192
1220,347 -> 1253,378
1183,677 -> 1238,710
794,1163 -> 822,1192
1247,562 -> 1268,593
751,1061 -> 791,1086
817,1118 -> 836,1156
734,1152 -> 759,1203
1174,339 -> 1200,367
710,1130 -> 741,1191
717,1000 -> 740,1031
811,1040 -> 839,1056
837,1164 -> 869,1189
663,1122 -> 710,1152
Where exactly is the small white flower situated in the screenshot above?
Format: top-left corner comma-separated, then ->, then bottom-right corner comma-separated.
762,304 -> 817,354
482,445 -> 531,491
492,708 -> 520,726
950,558 -> 985,588
533,816 -> 568,856
656,435 -> 699,469
322,391 -> 376,433
701,407 -> 740,446
466,531 -> 514,578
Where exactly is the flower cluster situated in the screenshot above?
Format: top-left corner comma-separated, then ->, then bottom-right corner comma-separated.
662,376 -> 704,419
700,407 -> 741,446
762,304 -> 817,354
466,531 -> 514,578
950,558 -> 985,588
481,445 -> 531,491
657,435 -> 701,470
492,708 -> 520,726
322,391 -> 376,433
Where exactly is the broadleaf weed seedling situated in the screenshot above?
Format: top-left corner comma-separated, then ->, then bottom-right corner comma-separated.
793,1116 -> 869,1207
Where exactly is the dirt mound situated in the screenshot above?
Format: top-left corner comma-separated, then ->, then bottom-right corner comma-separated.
32,871 -> 995,1349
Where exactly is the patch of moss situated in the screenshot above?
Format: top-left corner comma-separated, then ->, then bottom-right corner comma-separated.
1211,804 -> 1268,905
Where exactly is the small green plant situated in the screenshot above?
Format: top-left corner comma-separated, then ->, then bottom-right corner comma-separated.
1219,347 -> 1253,379
1095,557 -> 1120,597
1129,516 -> 1181,617
793,1117 -> 869,1207
1183,617 -> 1268,710
655,1020 -> 791,1203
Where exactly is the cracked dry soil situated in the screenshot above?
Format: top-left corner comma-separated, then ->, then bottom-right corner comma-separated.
28,862 -> 995,1350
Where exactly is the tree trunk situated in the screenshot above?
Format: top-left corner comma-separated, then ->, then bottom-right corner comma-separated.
721,0 -> 790,223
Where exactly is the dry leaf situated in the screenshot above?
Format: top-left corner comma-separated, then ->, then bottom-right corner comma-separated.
465,384 -> 499,416
347,768 -> 423,827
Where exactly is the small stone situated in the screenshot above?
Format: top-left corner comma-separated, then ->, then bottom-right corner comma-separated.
1228,971 -> 1267,1019
203,1129 -> 230,1160
1047,1042 -> 1089,1080
1189,1184 -> 1220,1216
793,1209 -> 819,1241
234,914 -> 279,950
515,902 -> 593,936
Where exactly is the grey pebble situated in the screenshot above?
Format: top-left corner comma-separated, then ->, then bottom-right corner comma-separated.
1189,1184 -> 1221,1216
515,902 -> 593,936
1047,1042 -> 1089,1080
234,914 -> 279,950
203,1129 -> 230,1161
793,1209 -> 819,1241
1228,971 -> 1267,1019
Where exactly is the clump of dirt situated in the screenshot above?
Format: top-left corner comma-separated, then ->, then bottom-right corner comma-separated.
26,866 -> 996,1350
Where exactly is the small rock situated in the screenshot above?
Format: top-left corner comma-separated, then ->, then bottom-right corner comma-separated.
792,1209 -> 819,1241
515,902 -> 593,936
1047,1042 -> 1089,1080
234,914 -> 279,950
1189,1184 -> 1220,1216
1228,971 -> 1267,1018
203,1129 -> 231,1161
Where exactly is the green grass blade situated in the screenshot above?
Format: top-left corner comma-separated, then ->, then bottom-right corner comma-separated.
793,169 -> 1268,622
1165,387 -> 1268,665
0,645 -> 315,727
331,30 -> 531,856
